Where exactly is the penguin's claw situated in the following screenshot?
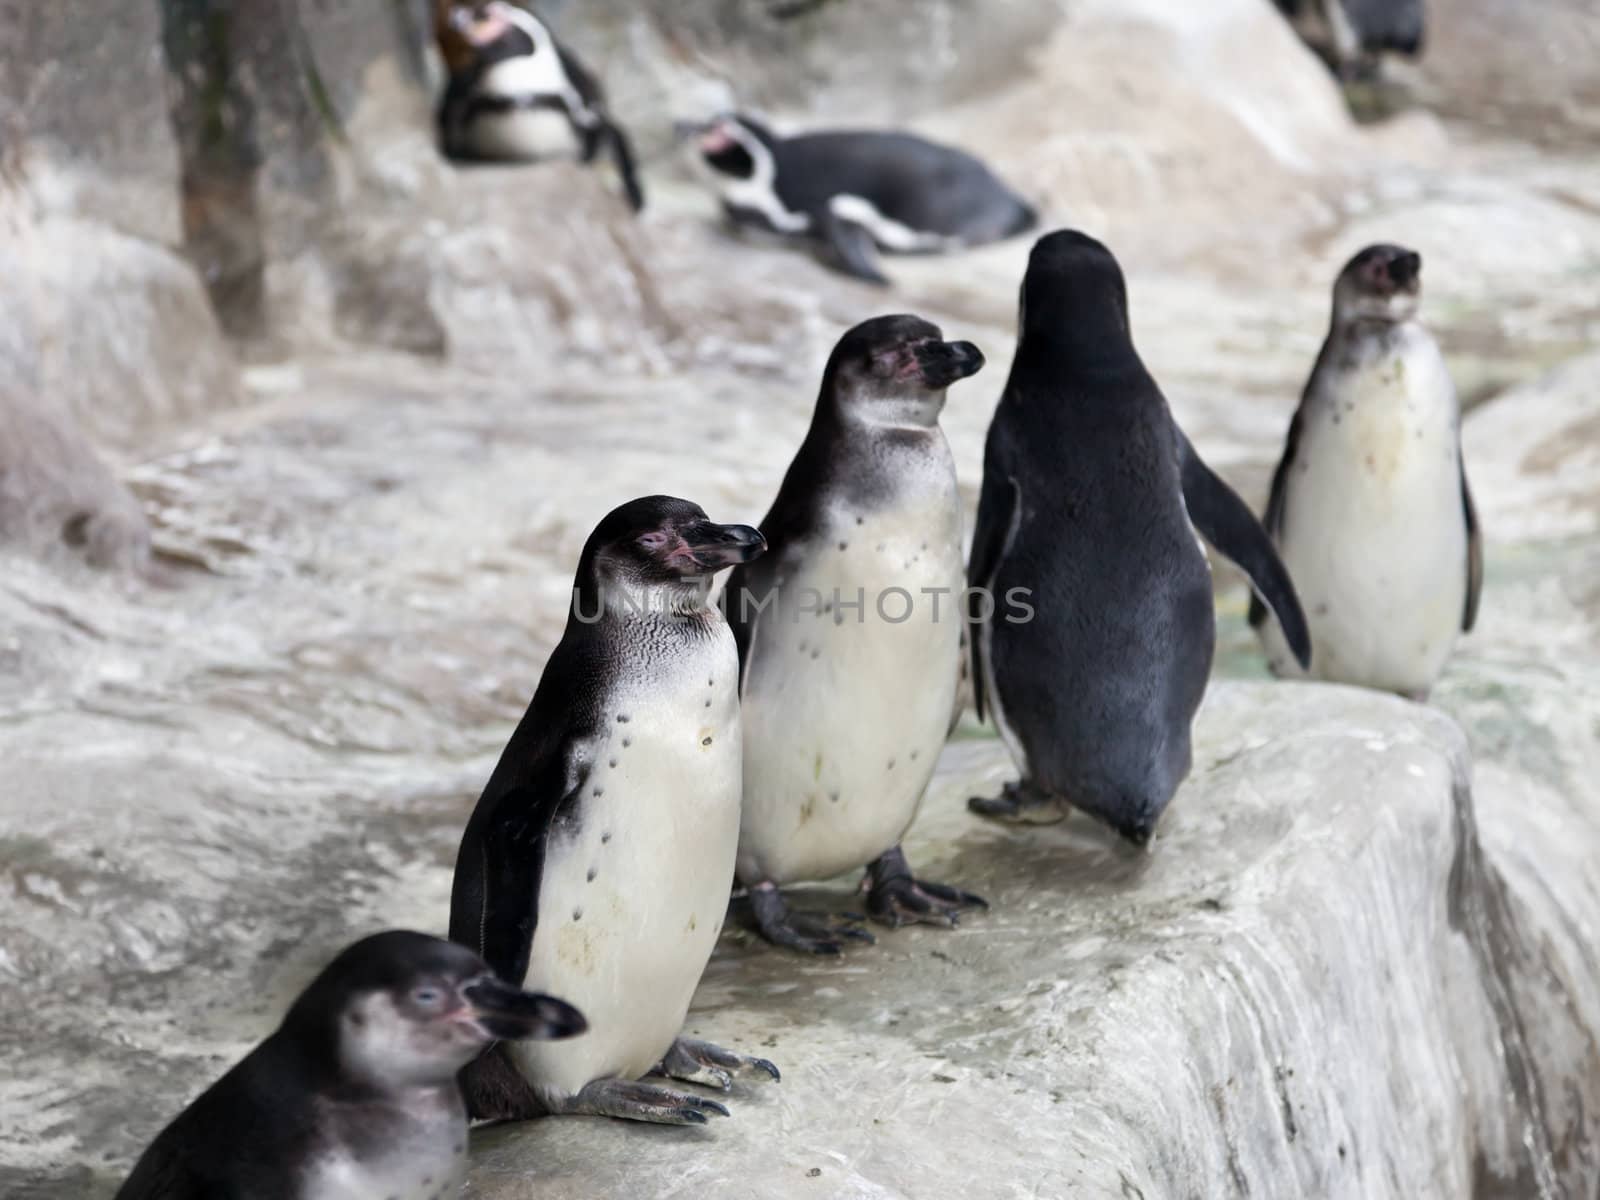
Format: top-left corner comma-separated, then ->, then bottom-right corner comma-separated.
864,845 -> 986,930
655,1036 -> 782,1088
749,884 -> 875,955
566,1077 -> 730,1125
968,779 -> 1066,825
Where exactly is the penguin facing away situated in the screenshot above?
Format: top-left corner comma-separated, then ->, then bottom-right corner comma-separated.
450,496 -> 779,1125
966,230 -> 1312,843
726,315 -> 988,954
1251,244 -> 1480,700
689,112 -> 1037,286
435,1 -> 644,211
115,931 -> 585,1200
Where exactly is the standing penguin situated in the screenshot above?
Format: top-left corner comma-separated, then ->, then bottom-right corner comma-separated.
1251,244 -> 1481,700
726,315 -> 988,954
689,113 -> 1036,285
435,1 -> 644,211
966,231 -> 1312,842
450,496 -> 779,1124
115,931 -> 584,1200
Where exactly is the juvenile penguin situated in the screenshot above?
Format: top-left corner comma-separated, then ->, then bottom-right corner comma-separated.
967,231 -> 1312,842
690,113 -> 1036,286
116,931 -> 584,1200
450,496 -> 778,1124
726,315 -> 987,954
1251,244 -> 1480,699
435,1 -> 644,211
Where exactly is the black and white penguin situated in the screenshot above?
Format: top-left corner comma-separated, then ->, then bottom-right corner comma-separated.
435,1 -> 644,211
450,496 -> 779,1125
115,930 -> 584,1200
724,315 -> 988,954
966,231 -> 1312,843
689,112 -> 1037,286
1275,0 -> 1424,77
1251,244 -> 1481,700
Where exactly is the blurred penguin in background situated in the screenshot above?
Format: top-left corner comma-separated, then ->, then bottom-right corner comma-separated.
1275,0 -> 1425,78
434,0 -> 644,211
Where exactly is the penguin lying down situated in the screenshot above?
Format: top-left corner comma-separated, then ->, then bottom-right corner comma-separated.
688,112 -> 1038,285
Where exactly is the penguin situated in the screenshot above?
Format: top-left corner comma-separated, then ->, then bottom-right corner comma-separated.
450,496 -> 779,1125
688,113 -> 1036,286
434,1 -> 644,212
1251,244 -> 1481,700
724,315 -> 988,954
1275,0 -> 1424,77
965,230 -> 1313,842
115,930 -> 585,1200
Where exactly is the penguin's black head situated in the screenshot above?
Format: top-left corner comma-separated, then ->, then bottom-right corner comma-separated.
284,931 -> 586,1091
580,496 -> 765,604
823,314 -> 985,428
691,114 -> 779,180
1333,243 -> 1422,324
1017,229 -> 1133,356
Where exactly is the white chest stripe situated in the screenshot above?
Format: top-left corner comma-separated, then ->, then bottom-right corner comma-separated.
718,131 -> 810,234
829,194 -> 956,252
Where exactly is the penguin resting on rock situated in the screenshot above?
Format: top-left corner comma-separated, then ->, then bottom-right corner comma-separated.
115,931 -> 585,1200
689,112 -> 1036,286
966,230 -> 1312,843
435,1 -> 644,211
450,496 -> 780,1124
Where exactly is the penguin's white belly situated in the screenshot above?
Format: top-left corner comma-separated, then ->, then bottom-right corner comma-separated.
1263,349 -> 1467,693
301,1103 -> 464,1200
464,107 -> 578,162
513,636 -> 742,1100
738,510 -> 963,885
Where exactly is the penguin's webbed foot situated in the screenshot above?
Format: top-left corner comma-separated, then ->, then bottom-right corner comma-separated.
653,1036 -> 781,1091
968,779 -> 1065,825
563,1077 -> 731,1126
749,881 -> 874,955
864,845 -> 987,929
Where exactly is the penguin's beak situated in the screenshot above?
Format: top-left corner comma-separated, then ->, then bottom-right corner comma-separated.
675,521 -> 767,569
913,339 -> 986,389
462,978 -> 587,1042
1387,251 -> 1422,289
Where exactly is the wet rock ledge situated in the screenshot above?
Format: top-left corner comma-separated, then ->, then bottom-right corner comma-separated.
465,684 -> 1589,1200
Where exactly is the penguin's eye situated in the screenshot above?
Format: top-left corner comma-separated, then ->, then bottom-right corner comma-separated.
410,986 -> 446,1010
638,531 -> 670,551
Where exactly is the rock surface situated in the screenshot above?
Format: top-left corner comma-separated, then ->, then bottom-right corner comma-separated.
1,1 -> 1598,1198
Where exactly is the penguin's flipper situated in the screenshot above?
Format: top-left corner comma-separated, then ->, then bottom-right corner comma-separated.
453,736 -> 596,986
1249,405 -> 1304,629
599,118 -> 646,213
1178,432 -> 1312,669
1461,454 -> 1482,632
816,207 -> 889,286
966,433 -> 1022,720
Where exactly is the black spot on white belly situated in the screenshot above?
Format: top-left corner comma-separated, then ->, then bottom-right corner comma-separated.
617,713 -> 631,723
887,758 -> 896,770
838,541 -> 848,551
602,831 -> 612,844
572,907 -> 583,921
609,757 -> 618,768
702,735 -> 713,746
622,737 -> 632,748
586,867 -> 597,882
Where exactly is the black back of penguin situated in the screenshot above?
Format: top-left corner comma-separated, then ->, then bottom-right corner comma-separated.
969,232 -> 1216,838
